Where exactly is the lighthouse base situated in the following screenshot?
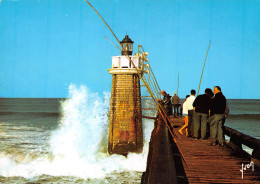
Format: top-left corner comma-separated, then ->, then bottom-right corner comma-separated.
108,74 -> 143,155
108,141 -> 143,156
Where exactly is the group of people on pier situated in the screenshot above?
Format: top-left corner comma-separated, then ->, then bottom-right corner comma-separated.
160,86 -> 229,146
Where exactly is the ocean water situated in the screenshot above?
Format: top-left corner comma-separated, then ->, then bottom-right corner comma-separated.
0,85 -> 259,183
0,85 -> 155,184
225,99 -> 260,139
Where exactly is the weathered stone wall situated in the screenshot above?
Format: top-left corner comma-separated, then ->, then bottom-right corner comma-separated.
108,74 -> 143,155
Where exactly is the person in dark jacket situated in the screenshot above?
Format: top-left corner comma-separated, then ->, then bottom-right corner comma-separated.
172,93 -> 180,117
209,86 -> 227,146
205,88 -> 214,138
156,91 -> 172,129
193,88 -> 213,140
160,90 -> 172,116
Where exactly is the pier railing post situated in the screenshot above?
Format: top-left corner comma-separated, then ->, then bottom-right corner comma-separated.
252,148 -> 260,167
224,126 -> 260,167
229,134 -> 242,149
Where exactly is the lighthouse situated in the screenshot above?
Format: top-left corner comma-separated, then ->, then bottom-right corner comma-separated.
108,35 -> 145,155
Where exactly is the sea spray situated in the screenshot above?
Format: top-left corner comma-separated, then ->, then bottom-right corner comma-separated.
50,84 -> 110,160
0,84 -> 153,180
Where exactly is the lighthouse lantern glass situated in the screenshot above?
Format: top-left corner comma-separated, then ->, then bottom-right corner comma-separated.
120,35 -> 134,55
122,43 -> 132,52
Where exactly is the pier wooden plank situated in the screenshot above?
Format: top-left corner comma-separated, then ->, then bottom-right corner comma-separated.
169,117 -> 260,184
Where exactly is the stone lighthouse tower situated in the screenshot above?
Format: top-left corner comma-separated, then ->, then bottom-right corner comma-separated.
108,35 -> 143,155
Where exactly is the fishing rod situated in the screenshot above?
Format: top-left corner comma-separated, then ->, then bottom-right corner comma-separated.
83,0 -> 180,141
197,40 -> 211,96
104,36 -> 121,52
83,1 -> 162,125
83,0 -> 189,167
177,73 -> 179,96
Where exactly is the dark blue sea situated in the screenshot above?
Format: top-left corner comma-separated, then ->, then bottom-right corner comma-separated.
224,99 -> 260,139
0,89 -> 259,183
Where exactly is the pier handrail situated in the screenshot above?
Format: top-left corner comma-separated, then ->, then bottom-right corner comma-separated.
224,126 -> 260,166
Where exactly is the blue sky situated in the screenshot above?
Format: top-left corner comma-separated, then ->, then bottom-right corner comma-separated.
0,0 -> 259,99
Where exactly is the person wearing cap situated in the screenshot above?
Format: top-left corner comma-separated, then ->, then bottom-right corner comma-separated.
193,88 -> 213,140
172,93 -> 180,117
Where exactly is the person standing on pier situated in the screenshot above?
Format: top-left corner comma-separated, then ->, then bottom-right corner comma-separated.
172,93 -> 180,117
181,95 -> 190,117
179,90 -> 196,136
160,90 -> 172,116
193,88 -> 212,140
209,86 -> 227,146
206,89 -> 214,137
186,89 -> 196,137
179,97 -> 189,135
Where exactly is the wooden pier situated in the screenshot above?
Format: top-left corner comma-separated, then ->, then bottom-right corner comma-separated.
142,116 -> 260,184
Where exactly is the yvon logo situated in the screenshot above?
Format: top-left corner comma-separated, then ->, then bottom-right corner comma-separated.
240,161 -> 254,179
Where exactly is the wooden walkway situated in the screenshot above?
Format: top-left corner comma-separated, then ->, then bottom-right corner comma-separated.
169,117 -> 260,184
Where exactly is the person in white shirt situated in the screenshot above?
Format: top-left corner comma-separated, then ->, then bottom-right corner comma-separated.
179,89 -> 196,136
186,89 -> 196,137
179,99 -> 189,135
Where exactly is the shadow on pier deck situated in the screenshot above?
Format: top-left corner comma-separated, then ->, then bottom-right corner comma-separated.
142,116 -> 260,184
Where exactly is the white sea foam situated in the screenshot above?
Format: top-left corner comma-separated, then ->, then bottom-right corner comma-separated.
0,84 -> 152,179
